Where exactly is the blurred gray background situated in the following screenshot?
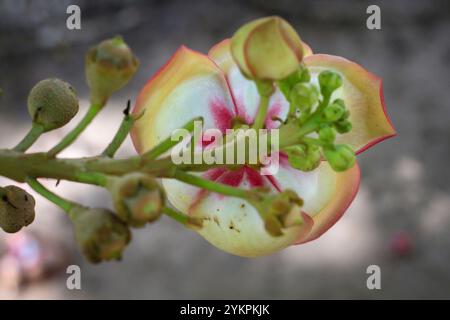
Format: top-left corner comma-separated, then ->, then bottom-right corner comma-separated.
0,0 -> 449,299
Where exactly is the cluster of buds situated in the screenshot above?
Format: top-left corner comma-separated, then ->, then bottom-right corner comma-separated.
2,35 -> 149,263
230,16 -> 355,174
279,66 -> 355,172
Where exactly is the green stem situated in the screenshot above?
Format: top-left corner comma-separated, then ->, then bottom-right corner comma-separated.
26,177 -> 78,213
13,124 -> 44,152
142,117 -> 203,161
173,169 -> 249,199
75,172 -> 110,186
316,95 -> 330,115
48,104 -> 102,157
278,119 -> 318,149
162,205 -> 202,229
279,95 -> 334,149
102,107 -> 134,158
252,95 -> 270,130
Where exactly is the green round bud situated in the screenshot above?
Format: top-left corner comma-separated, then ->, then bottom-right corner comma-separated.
85,36 -> 139,106
323,144 -> 355,172
341,110 -> 350,120
324,102 -> 345,122
70,207 -> 131,263
285,143 -> 321,172
319,126 -> 336,143
332,99 -> 350,120
0,186 -> 35,233
108,173 -> 164,228
318,70 -> 343,97
297,66 -> 311,83
27,78 -> 79,132
332,98 -> 346,108
334,119 -> 352,134
278,65 -> 311,98
289,83 -> 319,111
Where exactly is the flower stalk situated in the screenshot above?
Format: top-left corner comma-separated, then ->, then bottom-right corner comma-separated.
13,123 -> 44,152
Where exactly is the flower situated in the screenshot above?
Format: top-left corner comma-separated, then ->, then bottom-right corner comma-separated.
230,16 -> 306,80
131,23 -> 395,257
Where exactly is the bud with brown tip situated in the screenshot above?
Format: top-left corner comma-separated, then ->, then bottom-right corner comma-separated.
70,207 -> 131,263
0,186 -> 35,233
85,36 -> 139,105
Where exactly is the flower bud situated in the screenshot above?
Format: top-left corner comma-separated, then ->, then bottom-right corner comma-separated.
324,102 -> 345,122
0,186 -> 35,233
285,144 -> 321,172
27,78 -> 79,132
70,207 -> 131,263
319,126 -> 336,143
334,119 -> 352,134
318,70 -> 343,97
278,65 -> 311,98
85,36 -> 139,105
289,83 -> 319,111
332,98 -> 346,109
108,173 -> 164,228
231,16 -> 304,80
323,144 -> 356,172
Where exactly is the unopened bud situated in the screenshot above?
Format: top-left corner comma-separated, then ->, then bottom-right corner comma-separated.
289,83 -> 319,111
70,207 -> 131,263
85,36 -> 139,105
108,173 -> 164,228
0,186 -> 35,233
278,65 -> 311,98
231,16 -> 304,80
334,119 -> 352,134
27,78 -> 79,132
319,126 -> 336,143
285,143 -> 321,172
324,102 -> 345,122
332,98 -> 346,108
332,99 -> 350,120
323,144 -> 355,172
318,70 -> 343,97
